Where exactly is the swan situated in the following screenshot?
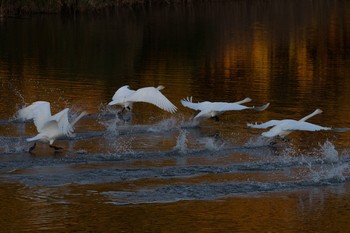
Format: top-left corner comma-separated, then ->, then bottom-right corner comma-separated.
17,101 -> 87,152
180,96 -> 270,121
247,109 -> 349,138
108,85 -> 177,113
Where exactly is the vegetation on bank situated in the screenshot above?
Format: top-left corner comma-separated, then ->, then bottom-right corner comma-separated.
0,0 -> 194,15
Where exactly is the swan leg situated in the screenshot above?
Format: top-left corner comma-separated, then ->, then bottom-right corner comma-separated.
29,143 -> 36,153
49,145 -> 63,150
269,136 -> 290,146
117,108 -> 125,115
117,106 -> 131,115
282,137 -> 290,143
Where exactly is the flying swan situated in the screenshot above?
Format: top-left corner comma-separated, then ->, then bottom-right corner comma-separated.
247,109 -> 349,138
108,85 -> 177,113
17,101 -> 87,152
180,96 -> 270,121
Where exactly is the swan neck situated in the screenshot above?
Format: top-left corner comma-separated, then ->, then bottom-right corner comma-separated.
299,109 -> 322,122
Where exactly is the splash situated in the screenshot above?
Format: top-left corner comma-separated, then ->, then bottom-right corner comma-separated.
174,130 -> 188,154
10,89 -> 27,121
244,136 -> 271,147
197,135 -> 225,151
103,118 -> 121,137
306,141 -> 348,182
310,163 -> 348,183
106,136 -> 135,155
98,104 -> 123,136
0,138 -> 28,154
148,117 -> 177,133
320,140 -> 339,163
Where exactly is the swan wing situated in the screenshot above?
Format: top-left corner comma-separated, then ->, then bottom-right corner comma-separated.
193,110 -> 212,119
212,102 -> 250,111
333,127 -> 350,133
23,102 -> 52,131
181,97 -> 204,111
181,98 -> 248,111
127,87 -> 177,113
26,132 -> 47,142
46,108 -> 74,136
109,85 -> 135,105
247,120 -> 282,129
249,103 -> 270,111
283,121 -> 331,131
17,101 -> 51,122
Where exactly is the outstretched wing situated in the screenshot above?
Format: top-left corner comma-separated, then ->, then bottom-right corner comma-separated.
128,87 -> 177,113
181,96 -> 206,111
17,101 -> 51,121
283,121 -> 331,131
45,108 -> 74,137
181,97 -> 204,111
249,103 -> 270,111
333,128 -> 350,133
18,101 -> 52,132
247,120 -> 282,129
211,102 -> 250,111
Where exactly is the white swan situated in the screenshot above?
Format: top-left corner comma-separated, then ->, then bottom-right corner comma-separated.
17,101 -> 87,152
247,109 -> 349,138
181,96 -> 270,121
108,85 -> 177,113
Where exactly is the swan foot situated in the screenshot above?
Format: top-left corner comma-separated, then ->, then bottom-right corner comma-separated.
49,145 -> 63,151
118,106 -> 131,115
29,143 -> 36,153
269,136 -> 290,146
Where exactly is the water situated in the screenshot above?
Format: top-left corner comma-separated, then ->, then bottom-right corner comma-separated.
1,1 -> 350,231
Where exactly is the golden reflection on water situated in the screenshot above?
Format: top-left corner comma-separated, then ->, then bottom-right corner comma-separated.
1,181 -> 350,232
1,0 -> 350,232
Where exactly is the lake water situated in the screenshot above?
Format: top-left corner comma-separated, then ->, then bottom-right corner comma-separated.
1,1 -> 350,232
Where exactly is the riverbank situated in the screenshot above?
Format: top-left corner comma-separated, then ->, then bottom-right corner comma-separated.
0,0 -> 196,16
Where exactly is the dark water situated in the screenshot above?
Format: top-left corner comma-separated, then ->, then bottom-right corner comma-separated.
1,1 -> 350,232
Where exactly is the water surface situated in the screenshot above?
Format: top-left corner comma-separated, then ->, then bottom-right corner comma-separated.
1,1 -> 350,232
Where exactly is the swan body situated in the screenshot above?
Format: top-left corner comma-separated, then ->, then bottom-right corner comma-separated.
108,85 -> 177,113
181,97 -> 270,120
17,101 -> 87,151
247,109 -> 348,138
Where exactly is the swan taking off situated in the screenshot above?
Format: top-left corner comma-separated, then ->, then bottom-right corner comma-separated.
247,109 -> 349,138
181,96 -> 270,121
17,101 -> 87,152
108,85 -> 177,113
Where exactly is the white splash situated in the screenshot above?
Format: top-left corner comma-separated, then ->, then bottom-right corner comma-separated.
310,163 -> 348,183
1,139 -> 28,154
174,130 -> 188,154
320,140 -> 339,163
306,141 -> 349,182
103,118 -> 121,136
197,136 -> 225,151
244,136 -> 271,147
148,117 -> 177,133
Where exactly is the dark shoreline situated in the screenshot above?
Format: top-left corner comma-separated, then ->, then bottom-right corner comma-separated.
0,0 -> 203,16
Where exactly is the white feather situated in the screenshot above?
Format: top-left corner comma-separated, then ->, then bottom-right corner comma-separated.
247,109 -> 344,138
108,85 -> 177,113
181,96 -> 269,120
18,101 -> 86,146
